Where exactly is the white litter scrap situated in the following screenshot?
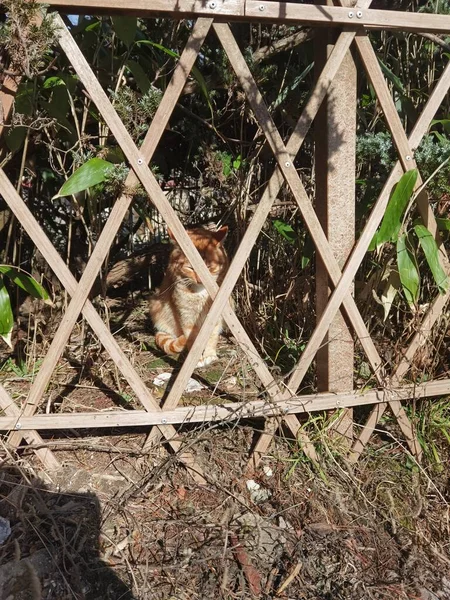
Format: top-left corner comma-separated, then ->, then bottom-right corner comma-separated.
246,479 -> 272,504
152,372 -> 206,393
262,465 -> 273,478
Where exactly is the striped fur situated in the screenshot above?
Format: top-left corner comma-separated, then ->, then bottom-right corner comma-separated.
155,332 -> 186,355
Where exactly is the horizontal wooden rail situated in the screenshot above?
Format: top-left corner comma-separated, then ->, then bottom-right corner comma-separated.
1,379 -> 449,431
43,0 -> 450,33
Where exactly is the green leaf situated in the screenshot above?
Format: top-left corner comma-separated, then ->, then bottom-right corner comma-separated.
0,277 -> 14,348
232,154 -> 242,170
43,76 -> 66,89
112,16 -> 137,48
273,220 -> 296,244
301,234 -> 314,269
125,59 -> 151,94
376,169 -> 418,249
436,217 -> 450,231
431,118 -> 450,134
414,224 -> 449,294
5,127 -> 27,153
397,234 -> 420,307
0,266 -> 50,303
53,158 -> 113,199
378,58 -> 405,94
380,270 -> 400,321
222,154 -> 232,177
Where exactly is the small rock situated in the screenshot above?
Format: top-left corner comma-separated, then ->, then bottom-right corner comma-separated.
0,517 -> 11,544
246,479 -> 272,504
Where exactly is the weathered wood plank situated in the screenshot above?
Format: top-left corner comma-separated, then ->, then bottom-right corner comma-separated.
314,19 -> 356,444
42,1 -> 450,33
1,378 -> 449,430
44,0 -> 244,17
245,2 -> 450,33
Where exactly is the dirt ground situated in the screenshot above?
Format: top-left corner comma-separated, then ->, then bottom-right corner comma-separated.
0,295 -> 449,599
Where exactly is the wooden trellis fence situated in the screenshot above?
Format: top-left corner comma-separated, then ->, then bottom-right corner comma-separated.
1,0 -> 450,484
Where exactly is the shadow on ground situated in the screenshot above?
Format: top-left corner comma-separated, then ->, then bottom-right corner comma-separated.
0,463 -> 135,600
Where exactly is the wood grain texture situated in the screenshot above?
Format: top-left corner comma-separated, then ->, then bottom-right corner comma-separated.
0,378 -> 448,430
314,22 -> 356,443
42,0 -> 450,33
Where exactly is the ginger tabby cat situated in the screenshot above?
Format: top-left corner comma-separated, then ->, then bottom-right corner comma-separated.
149,226 -> 229,367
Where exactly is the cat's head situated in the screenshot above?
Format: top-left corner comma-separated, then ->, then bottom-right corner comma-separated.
167,226 -> 229,287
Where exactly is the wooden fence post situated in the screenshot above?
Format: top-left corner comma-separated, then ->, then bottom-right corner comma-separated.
314,17 -> 356,443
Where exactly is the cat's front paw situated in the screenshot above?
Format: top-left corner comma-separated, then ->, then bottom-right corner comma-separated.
196,353 -> 218,368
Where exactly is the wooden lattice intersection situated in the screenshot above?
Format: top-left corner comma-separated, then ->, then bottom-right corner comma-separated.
1,0 -> 450,480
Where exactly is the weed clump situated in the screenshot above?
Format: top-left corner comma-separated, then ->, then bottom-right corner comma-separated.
0,0 -> 58,78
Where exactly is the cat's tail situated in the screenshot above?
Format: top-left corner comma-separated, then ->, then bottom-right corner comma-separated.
155,332 -> 186,355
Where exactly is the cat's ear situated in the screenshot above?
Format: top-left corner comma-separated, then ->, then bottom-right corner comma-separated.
212,226 -> 228,245
167,228 -> 176,242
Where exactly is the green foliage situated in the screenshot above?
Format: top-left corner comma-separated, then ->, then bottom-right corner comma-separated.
0,0 -> 58,77
373,169 -> 418,249
397,234 -> 420,307
217,152 -> 242,178
111,16 -> 137,48
356,132 -> 394,170
372,169 -> 448,309
0,266 -> 50,302
0,267 -> 49,348
420,0 -> 450,13
0,279 -> 14,348
53,158 -> 114,199
273,219 -> 296,244
415,134 -> 450,198
414,224 -> 449,294
113,86 -> 163,140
